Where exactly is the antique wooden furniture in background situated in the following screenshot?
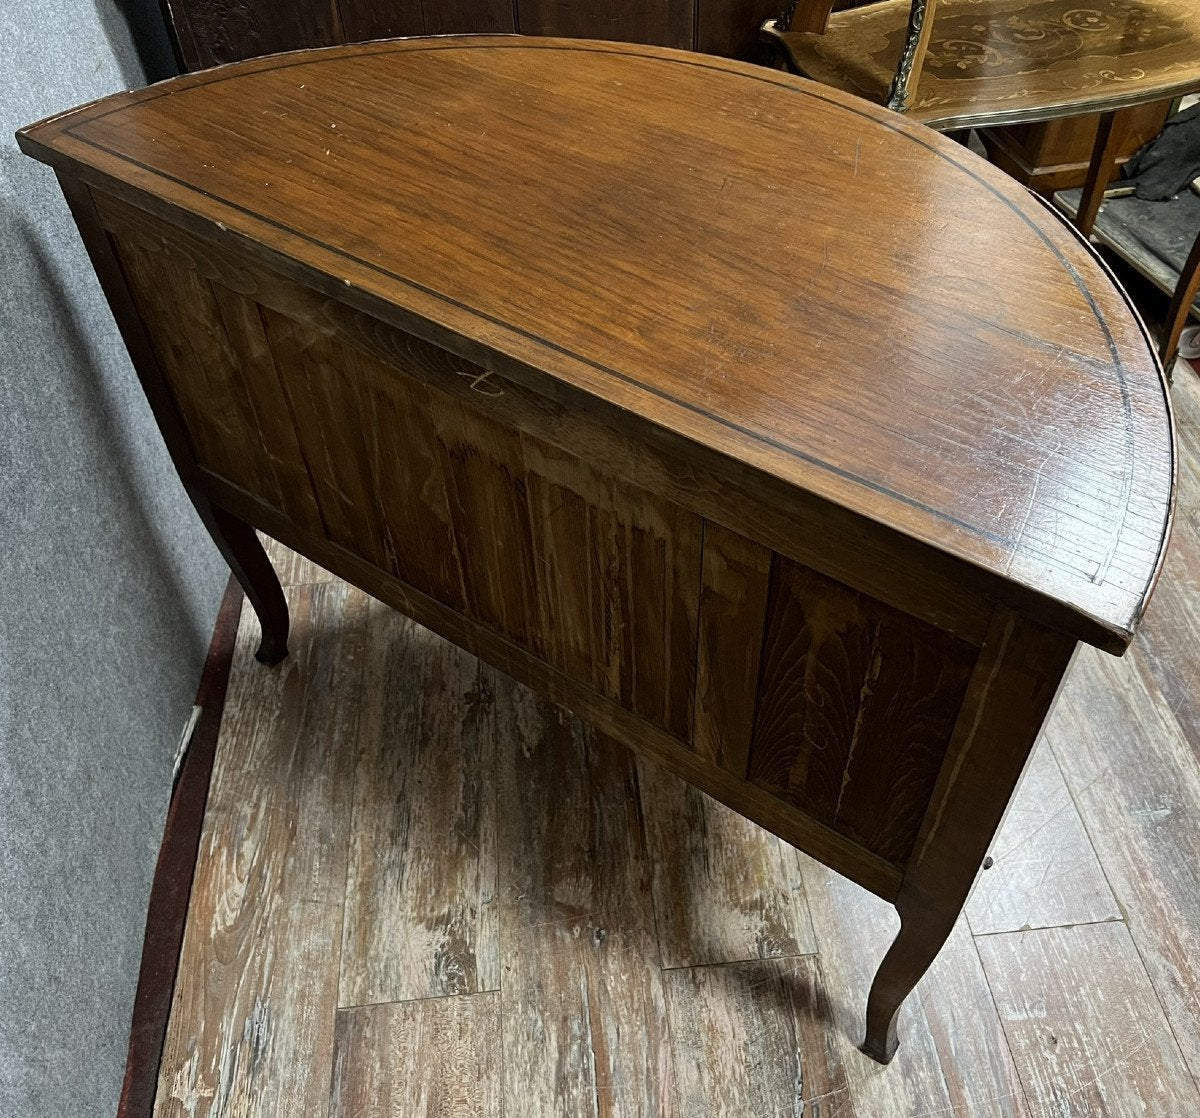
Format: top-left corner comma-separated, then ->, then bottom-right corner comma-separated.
762,0 -> 1200,126
980,101 -> 1173,195
762,1 -> 1200,228
155,0 -> 1171,198
1054,180 -> 1200,373
18,37 -> 1174,1064
160,0 -> 781,67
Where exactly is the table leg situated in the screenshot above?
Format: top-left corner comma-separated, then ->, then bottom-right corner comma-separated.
53,173 -> 292,668
200,502 -> 289,665
862,892 -> 961,1062
858,610 -> 1077,1063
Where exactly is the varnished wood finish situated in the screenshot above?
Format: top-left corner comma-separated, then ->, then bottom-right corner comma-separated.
19,40 -> 1173,650
692,522 -> 772,777
747,553 -> 978,865
766,0 -> 1200,131
516,0 -> 693,48
695,0 -> 781,61
336,0 -> 515,42
52,173 -> 292,667
86,187 -> 1002,650
1076,109 -> 1123,239
20,38 -> 1174,1066
191,470 -> 911,900
162,0 -> 344,72
862,608 -> 1077,1061
1163,228 -> 1200,369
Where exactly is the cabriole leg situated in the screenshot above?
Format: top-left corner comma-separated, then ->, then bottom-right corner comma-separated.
861,897 -> 960,1063
857,612 -> 1077,1064
199,503 -> 289,665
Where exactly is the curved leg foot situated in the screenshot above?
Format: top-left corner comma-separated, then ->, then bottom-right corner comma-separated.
860,903 -> 959,1064
200,504 -> 289,665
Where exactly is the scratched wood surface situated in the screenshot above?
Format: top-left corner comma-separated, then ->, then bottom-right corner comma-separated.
489,671 -> 675,1115
637,756 -> 816,969
978,922 -> 1200,1115
152,371 -> 1197,1116
662,956 -> 847,1115
18,37 -> 1174,652
965,739 -> 1121,936
260,534 -> 332,586
153,582 -> 369,1117
330,994 -> 501,1118
338,602 -> 499,1008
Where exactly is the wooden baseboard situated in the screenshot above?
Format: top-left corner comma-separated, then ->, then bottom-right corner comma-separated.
117,577 -> 243,1118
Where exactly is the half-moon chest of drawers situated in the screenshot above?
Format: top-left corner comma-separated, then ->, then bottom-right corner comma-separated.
18,36 -> 1175,1062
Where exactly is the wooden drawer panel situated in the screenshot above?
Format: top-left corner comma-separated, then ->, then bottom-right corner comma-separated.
113,227 -> 700,738
748,554 -> 979,864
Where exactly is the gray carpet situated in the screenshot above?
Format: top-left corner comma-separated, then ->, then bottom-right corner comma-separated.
1,2 -> 226,1114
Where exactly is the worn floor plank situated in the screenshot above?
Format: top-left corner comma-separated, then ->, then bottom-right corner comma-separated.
1048,643 -> 1200,1087
797,851 -> 1030,1117
1135,372 -> 1200,762
338,603 -> 498,1008
154,368 -> 1200,1118
978,922 -> 1200,1116
638,755 -> 817,969
154,582 -> 369,1117
966,739 -> 1120,936
492,671 -> 675,1116
1132,523 -> 1200,761
260,532 -> 334,586
663,956 -> 849,1117
329,992 -> 500,1118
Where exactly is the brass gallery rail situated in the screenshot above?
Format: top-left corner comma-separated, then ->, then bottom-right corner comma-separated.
18,36 -> 1175,1063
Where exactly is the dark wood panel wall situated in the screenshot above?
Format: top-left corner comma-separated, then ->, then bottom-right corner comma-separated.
161,0 -> 790,69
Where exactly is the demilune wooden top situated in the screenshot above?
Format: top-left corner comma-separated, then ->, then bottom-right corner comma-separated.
18,37 -> 1175,652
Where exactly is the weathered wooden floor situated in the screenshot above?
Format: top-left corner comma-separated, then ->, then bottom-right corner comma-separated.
153,369 -> 1200,1117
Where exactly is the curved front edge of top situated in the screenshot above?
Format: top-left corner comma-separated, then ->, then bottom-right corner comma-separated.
16,36 -> 1178,650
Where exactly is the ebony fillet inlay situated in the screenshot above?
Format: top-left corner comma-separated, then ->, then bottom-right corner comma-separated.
18,37 -> 1175,1063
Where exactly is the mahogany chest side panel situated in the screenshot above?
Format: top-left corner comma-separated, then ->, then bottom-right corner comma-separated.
747,554 -> 979,864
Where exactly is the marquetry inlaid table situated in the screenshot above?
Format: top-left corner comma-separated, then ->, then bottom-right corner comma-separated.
19,36 -> 1175,1064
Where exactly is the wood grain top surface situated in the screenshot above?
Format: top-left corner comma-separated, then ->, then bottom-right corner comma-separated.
18,37 -> 1174,648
